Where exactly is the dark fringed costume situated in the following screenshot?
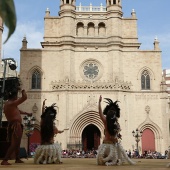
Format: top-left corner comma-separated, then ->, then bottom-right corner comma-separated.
97,98 -> 136,166
6,121 -> 23,142
3,121 -> 23,162
34,104 -> 62,164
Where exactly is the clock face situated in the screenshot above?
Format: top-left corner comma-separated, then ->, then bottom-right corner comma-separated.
83,63 -> 99,79
80,60 -> 103,82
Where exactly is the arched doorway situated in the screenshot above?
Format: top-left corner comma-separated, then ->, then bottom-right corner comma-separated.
141,128 -> 155,154
82,124 -> 100,151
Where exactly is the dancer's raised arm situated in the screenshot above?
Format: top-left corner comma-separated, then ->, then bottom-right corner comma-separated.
98,95 -> 106,123
42,99 -> 47,113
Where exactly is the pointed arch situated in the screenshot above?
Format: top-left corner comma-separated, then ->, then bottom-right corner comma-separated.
137,67 -> 155,90
32,70 -> 41,89
138,118 -> 163,152
68,109 -> 104,144
27,66 -> 44,79
27,66 -> 44,90
141,70 -> 150,90
137,67 -> 155,80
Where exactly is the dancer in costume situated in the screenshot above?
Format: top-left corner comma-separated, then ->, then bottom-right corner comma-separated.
1,88 -> 32,165
97,95 -> 135,166
34,99 -> 64,164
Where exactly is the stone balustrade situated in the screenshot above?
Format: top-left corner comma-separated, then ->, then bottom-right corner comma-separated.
76,3 -> 106,12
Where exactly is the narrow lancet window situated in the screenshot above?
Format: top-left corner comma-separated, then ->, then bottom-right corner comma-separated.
141,70 -> 150,90
32,70 -> 41,89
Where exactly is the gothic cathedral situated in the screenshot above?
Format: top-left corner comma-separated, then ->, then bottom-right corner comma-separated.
19,0 -> 169,154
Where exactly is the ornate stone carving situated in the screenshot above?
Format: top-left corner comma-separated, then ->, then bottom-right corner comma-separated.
145,105 -> 150,114
51,78 -> 132,91
32,103 -> 38,113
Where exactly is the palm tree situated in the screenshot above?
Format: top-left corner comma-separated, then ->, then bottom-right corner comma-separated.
0,0 -> 16,43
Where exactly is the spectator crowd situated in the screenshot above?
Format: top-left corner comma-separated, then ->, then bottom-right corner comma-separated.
60,149 -> 169,159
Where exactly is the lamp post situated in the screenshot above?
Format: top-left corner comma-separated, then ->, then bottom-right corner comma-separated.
132,128 -> 142,155
0,58 -> 17,127
23,115 -> 36,156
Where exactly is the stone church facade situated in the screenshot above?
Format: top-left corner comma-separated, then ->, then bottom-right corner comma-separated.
17,0 -> 169,154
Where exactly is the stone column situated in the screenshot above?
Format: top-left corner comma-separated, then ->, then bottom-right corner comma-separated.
84,26 -> 87,36
95,26 -> 98,37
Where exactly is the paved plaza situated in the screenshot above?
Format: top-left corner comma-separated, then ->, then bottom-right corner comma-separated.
0,158 -> 170,170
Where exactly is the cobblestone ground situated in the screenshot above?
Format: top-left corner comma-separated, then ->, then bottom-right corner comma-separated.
0,158 -> 170,170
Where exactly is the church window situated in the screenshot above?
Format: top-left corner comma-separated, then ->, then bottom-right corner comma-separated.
32,70 -> 41,89
83,63 -> 99,80
113,0 -> 116,4
66,0 -> 69,4
80,60 -> 103,82
141,70 -> 150,90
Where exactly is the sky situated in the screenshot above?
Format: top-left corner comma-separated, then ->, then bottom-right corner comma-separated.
1,0 -> 170,70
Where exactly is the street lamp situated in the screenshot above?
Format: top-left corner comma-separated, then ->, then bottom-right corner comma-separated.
132,128 -> 142,154
0,58 -> 17,127
23,115 -> 36,156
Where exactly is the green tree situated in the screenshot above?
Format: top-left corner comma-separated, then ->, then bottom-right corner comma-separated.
0,0 -> 16,43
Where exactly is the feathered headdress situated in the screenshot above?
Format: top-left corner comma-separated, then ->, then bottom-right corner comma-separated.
103,98 -> 120,118
41,103 -> 57,119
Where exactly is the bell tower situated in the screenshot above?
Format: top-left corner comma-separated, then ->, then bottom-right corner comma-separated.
0,17 -> 3,60
106,0 -> 121,7
106,0 -> 122,14
106,0 -> 123,37
60,0 -> 76,11
59,0 -> 76,37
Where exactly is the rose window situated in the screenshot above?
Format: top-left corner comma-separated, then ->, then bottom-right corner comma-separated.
83,63 -> 99,79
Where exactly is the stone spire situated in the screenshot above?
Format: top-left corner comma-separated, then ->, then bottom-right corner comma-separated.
21,35 -> 28,49
131,9 -> 136,19
153,36 -> 160,51
45,8 -> 50,17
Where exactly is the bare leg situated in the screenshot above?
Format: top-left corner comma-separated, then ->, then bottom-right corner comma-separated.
15,126 -> 24,163
15,133 -> 24,163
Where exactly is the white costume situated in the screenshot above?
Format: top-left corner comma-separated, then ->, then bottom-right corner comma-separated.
34,143 -> 62,164
97,141 -> 136,166
97,97 -> 136,166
